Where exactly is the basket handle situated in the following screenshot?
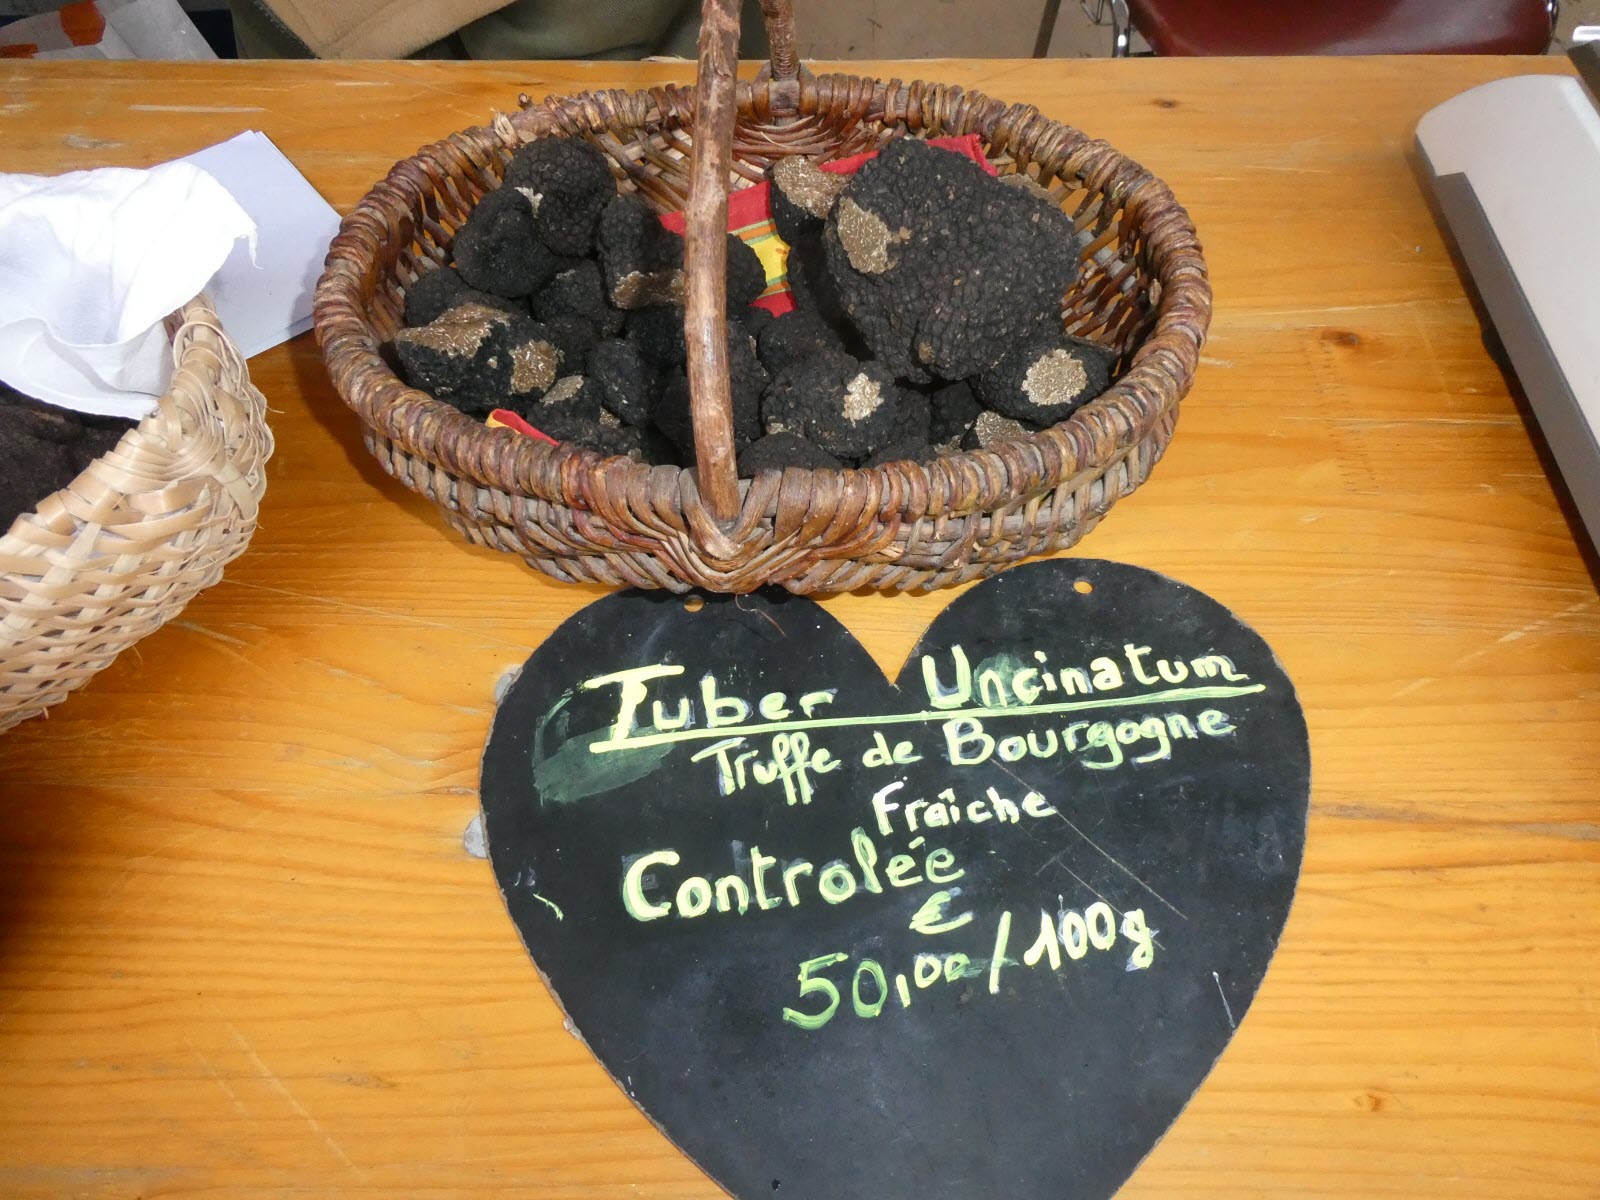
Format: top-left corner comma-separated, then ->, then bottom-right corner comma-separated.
684,0 -> 802,523
758,0 -> 801,83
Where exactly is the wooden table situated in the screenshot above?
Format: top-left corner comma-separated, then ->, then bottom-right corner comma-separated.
1,56 -> 1597,1199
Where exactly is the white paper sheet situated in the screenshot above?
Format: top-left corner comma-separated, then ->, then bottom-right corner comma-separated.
177,131 -> 342,360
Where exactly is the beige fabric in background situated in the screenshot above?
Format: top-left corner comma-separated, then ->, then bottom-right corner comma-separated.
259,0 -> 502,57
236,0 -> 768,60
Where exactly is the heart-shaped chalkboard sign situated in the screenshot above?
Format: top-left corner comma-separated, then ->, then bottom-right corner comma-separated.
481,559 -> 1309,1200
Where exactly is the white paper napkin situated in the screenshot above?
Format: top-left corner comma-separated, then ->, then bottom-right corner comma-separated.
0,161 -> 256,418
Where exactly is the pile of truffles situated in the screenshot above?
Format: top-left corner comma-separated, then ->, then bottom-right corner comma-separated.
1,384 -> 135,533
394,136 -> 1117,475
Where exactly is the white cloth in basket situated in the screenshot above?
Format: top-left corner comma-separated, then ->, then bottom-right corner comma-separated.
0,161 -> 255,419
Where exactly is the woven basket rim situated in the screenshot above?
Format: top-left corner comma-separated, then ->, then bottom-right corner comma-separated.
315,70 -> 1211,526
1,293 -> 272,732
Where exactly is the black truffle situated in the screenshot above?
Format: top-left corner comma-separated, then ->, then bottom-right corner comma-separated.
597,193 -> 686,309
531,260 -> 625,336
887,389 -> 933,444
647,371 -> 694,460
587,337 -> 659,427
742,306 -> 775,341
926,378 -> 982,446
402,265 -> 523,327
725,233 -> 767,312
650,330 -> 767,459
451,187 -> 562,299
783,226 -> 855,339
973,330 -> 1115,424
402,265 -> 462,326
626,306 -> 687,367
865,437 -> 937,468
822,137 -> 1081,382
493,317 -> 568,409
725,329 -> 771,447
739,431 -> 843,476
755,310 -> 847,376
961,409 -> 1036,450
2,388 -> 81,445
529,407 -> 653,460
542,314 -> 601,376
528,373 -> 605,422
762,351 -> 900,460
503,136 -> 615,257
769,156 -> 846,245
393,302 -> 516,413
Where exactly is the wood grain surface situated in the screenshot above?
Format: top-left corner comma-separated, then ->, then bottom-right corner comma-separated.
0,56 -> 1597,1200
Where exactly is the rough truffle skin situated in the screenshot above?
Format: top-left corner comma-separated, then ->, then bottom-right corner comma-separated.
770,156 -> 845,244
865,437 -> 937,468
739,431 -> 843,476
783,226 -> 856,341
974,330 -> 1115,424
649,372 -> 695,459
531,373 -> 605,422
503,137 -> 615,258
528,408 -> 651,459
770,182 -> 816,248
650,331 -> 767,459
532,260 -> 625,336
961,409 -> 1036,450
496,316 -> 568,408
451,187 -> 562,299
925,378 -> 982,445
393,302 -> 515,413
888,389 -> 933,444
626,306 -> 687,367
403,266 -> 521,327
742,306 -> 775,340
822,137 -> 1080,382
725,233 -> 767,312
598,193 -> 685,309
762,351 -> 900,460
725,330 -> 771,446
755,310 -> 847,376
541,314 -> 600,376
587,337 -> 659,427
403,267 -> 463,327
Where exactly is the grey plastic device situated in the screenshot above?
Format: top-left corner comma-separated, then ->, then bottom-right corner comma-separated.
1416,49 -> 1600,550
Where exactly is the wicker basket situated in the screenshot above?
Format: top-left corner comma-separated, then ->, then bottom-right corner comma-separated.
315,0 -> 1210,594
0,297 -> 272,732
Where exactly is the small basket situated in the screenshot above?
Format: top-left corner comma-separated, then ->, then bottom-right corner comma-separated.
315,0 -> 1210,594
0,297 -> 272,733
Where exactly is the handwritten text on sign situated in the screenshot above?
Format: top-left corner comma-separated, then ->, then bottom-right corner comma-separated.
579,640 -> 1262,1030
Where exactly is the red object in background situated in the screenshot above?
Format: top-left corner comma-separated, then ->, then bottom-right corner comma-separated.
59,1 -> 107,46
0,0 -> 106,56
1125,0 -> 1554,55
